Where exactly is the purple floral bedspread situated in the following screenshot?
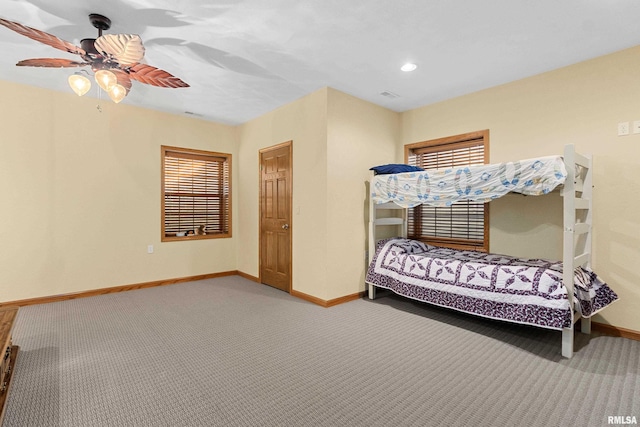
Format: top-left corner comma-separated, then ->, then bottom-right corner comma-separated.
365,238 -> 618,330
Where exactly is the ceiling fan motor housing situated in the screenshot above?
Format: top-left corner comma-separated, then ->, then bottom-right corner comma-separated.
80,39 -> 99,58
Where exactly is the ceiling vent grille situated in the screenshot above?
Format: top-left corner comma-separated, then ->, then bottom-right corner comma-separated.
380,91 -> 399,99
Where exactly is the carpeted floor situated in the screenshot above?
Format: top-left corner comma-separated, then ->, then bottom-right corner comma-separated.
4,276 -> 639,426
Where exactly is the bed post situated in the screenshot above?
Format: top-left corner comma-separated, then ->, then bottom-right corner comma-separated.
368,171 -> 377,300
561,329 -> 573,358
366,172 -> 407,300
562,144 -> 577,358
561,144 -> 594,357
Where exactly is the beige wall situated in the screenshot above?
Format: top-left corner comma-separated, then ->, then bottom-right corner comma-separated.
236,88 -> 399,301
236,88 -> 329,297
326,88 -> 399,300
0,81 -> 238,302
400,46 -> 640,331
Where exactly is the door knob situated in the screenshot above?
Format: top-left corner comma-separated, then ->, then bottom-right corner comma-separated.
282,224 -> 289,230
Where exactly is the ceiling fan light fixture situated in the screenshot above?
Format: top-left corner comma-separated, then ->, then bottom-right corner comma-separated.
108,83 -> 127,103
68,72 -> 91,96
95,69 -> 117,91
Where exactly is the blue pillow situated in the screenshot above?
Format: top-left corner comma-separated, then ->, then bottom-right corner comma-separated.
369,164 -> 424,175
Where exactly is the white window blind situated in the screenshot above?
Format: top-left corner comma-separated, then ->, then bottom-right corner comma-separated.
406,133 -> 488,251
162,147 -> 231,240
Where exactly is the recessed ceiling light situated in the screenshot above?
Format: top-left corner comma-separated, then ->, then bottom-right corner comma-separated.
401,63 -> 417,72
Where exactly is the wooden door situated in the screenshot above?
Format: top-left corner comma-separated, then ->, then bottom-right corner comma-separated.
260,142 -> 292,292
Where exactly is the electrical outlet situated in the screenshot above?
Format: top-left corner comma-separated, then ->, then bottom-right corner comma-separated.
633,120 -> 640,134
618,122 -> 630,136
147,245 -> 154,254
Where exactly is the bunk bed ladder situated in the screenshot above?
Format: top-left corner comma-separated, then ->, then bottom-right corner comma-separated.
367,171 -> 407,300
561,144 -> 593,358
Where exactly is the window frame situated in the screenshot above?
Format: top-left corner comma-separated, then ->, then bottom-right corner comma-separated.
404,130 -> 490,252
161,145 -> 232,242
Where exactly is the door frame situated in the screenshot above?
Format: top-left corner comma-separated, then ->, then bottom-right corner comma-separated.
258,140 -> 293,292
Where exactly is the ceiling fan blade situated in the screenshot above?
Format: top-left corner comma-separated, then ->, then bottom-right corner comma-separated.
0,18 -> 85,57
128,63 -> 189,88
95,34 -> 145,66
112,69 -> 132,92
17,58 -> 89,68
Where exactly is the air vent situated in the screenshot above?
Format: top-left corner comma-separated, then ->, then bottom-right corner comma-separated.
184,111 -> 202,117
380,91 -> 399,99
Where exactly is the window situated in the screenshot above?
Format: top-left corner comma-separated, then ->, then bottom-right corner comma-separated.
161,146 -> 231,241
405,130 -> 489,252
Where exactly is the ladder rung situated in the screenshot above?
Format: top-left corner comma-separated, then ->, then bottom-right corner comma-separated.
574,152 -> 590,168
574,252 -> 590,268
376,218 -> 404,226
574,223 -> 590,235
574,198 -> 590,210
376,202 -> 405,210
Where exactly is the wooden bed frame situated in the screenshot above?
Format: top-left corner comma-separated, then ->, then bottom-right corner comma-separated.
366,144 -> 592,358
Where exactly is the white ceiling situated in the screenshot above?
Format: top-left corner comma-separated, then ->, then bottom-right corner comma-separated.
2,0 -> 640,125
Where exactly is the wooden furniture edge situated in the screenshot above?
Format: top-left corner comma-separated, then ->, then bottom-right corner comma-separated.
0,345 -> 18,426
0,308 -> 18,338
0,271 -> 240,308
0,307 -> 19,426
591,321 -> 640,341
290,289 -> 364,308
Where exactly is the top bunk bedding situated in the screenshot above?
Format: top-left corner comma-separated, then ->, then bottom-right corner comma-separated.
371,155 -> 567,208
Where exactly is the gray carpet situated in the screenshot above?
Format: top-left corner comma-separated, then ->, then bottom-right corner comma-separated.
4,276 -> 639,427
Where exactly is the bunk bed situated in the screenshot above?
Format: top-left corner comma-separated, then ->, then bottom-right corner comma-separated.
365,144 -> 618,358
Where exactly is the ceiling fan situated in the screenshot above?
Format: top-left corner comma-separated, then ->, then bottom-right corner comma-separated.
0,13 -> 189,103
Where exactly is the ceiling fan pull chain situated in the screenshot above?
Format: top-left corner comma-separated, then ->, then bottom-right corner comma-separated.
96,87 -> 103,112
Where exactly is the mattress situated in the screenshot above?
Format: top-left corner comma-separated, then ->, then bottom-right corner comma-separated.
371,156 -> 567,208
365,238 -> 618,330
